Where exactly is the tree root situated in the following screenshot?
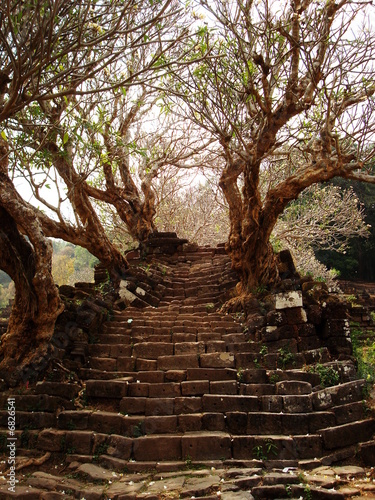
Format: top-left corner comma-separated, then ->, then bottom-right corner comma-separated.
220,293 -> 261,317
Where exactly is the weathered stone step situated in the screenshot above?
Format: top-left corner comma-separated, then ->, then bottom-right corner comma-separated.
34,428 -> 327,463
320,418 -> 375,450
251,483 -> 344,499
0,394 -> 75,413
55,408 -> 350,439
96,333 -> 132,344
0,410 -> 56,428
79,368 -> 133,380
88,343 -> 132,357
34,381 -> 81,400
311,379 -> 367,410
85,378 -> 132,398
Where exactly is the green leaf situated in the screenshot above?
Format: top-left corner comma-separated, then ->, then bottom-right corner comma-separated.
121,87 -> 127,97
63,132 -> 69,144
0,130 -> 7,141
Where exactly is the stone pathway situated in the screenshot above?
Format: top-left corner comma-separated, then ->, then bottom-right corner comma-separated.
2,461 -> 375,499
0,239 -> 375,499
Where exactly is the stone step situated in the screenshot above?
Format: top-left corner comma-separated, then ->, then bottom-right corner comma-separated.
55,409 -> 346,438
4,416 -> 371,465
0,410 -> 56,429
311,379 -> 367,410
320,418 -> 375,450
251,483 -> 344,499
88,343 -> 133,357
0,394 -> 75,413
96,334 -> 132,344
85,378 -> 132,398
79,368 -> 134,380
34,381 -> 81,400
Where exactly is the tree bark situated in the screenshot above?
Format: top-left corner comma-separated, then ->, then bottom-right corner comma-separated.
0,205 -> 64,386
224,202 -> 280,291
0,138 -> 64,386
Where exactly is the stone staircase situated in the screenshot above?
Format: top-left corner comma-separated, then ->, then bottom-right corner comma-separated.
1,243 -> 375,498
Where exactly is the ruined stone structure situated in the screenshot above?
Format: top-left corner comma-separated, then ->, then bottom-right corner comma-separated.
0,234 -> 374,498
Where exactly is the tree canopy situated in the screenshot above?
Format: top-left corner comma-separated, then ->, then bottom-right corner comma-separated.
1,0 -> 375,383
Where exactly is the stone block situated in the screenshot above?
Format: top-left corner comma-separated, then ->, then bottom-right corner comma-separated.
199,352 -> 235,368
143,415 -> 177,434
58,410 -> 91,430
111,344 -> 132,357
187,368 -> 237,381
201,412 -> 226,431
173,333 -> 197,343
119,397 -> 146,414
308,412 -> 336,433
284,307 -> 308,324
165,370 -> 187,382
321,419 -> 375,450
158,355 -> 199,370
133,435 -> 181,461
210,380 -> 238,394
259,395 -> 283,412
145,398 -> 174,416
228,342 -> 259,353
89,357 -> 116,371
86,379 -> 129,399
312,380 -> 366,411
174,397 -> 202,414
282,395 -> 313,413
174,342 -> 205,355
16,411 -> 56,429
276,380 -> 312,395
297,323 -> 316,337
266,310 -> 287,326
116,357 -> 136,371
181,432 -> 231,460
37,429 -> 66,452
333,401 -> 366,425
197,332 -> 221,341
232,436 -> 255,460
281,413 -> 309,435
304,348 -> 330,364
202,395 -> 259,413
242,369 -> 268,384
128,383 -> 150,397
122,416 -> 145,436
35,382 -> 80,400
247,412 -> 282,435
88,411 -> 124,434
181,380 -> 210,396
135,358 -> 158,371
312,389 -> 333,411
65,430 -> 93,454
226,411 -> 247,434
235,353 -> 258,368
106,435 -> 133,460
275,291 -> 303,310
133,342 -> 173,359
239,384 -> 274,396
178,414 -> 202,432
206,341 -> 227,352
359,441 -> 375,466
148,382 -> 181,398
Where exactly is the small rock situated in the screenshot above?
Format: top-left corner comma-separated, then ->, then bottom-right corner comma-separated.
77,463 -> 119,481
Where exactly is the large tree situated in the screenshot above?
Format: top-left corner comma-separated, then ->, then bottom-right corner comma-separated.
168,0 -> 375,291
0,0 -> 193,384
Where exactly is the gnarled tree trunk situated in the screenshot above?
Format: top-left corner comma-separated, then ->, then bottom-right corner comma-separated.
0,206 -> 63,386
0,139 -> 64,386
220,159 -> 280,292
